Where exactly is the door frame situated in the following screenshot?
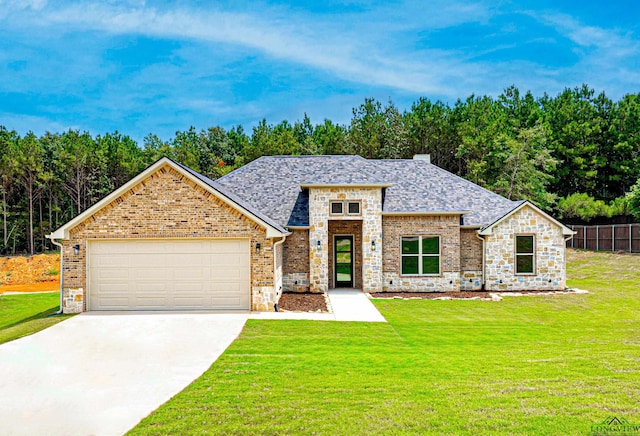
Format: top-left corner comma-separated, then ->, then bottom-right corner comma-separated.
333,234 -> 354,288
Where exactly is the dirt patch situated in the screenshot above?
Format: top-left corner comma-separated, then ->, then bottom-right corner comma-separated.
0,281 -> 59,293
278,293 -> 328,312
0,254 -> 60,286
369,290 -> 580,300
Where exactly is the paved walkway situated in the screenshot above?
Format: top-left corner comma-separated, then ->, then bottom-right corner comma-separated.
250,289 -> 386,322
327,289 -> 387,322
0,312 -> 248,436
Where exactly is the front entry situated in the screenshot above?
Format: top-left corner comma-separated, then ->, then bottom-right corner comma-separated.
334,235 -> 354,288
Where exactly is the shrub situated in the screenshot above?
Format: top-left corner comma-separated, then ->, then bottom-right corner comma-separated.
627,179 -> 640,220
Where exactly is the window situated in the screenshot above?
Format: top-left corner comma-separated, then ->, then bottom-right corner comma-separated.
515,235 -> 535,274
347,202 -> 360,215
330,201 -> 343,215
401,236 -> 440,275
330,200 -> 361,216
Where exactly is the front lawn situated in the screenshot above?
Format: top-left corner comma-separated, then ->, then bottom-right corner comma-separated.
0,292 -> 72,344
130,249 -> 640,435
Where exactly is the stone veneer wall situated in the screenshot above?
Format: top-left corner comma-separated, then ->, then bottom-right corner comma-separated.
328,220 -> 362,289
484,205 -> 566,291
282,229 -> 310,292
460,228 -> 483,291
381,215 -> 461,292
308,187 -> 382,293
62,165 -> 276,313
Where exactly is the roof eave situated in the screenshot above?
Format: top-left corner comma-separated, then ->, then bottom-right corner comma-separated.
300,183 -> 393,188
382,210 -> 470,216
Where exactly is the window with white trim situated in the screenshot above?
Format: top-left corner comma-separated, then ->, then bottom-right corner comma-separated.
401,236 -> 440,275
329,200 -> 361,216
515,235 -> 535,274
330,201 -> 343,215
347,201 -> 360,215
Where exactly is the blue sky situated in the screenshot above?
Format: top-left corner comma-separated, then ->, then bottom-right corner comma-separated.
1,0 -> 639,143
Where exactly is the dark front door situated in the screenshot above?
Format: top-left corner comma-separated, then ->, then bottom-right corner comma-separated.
334,235 -> 354,288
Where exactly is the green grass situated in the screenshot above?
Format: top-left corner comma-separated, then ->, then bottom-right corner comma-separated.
0,292 -> 72,344
130,249 -> 640,435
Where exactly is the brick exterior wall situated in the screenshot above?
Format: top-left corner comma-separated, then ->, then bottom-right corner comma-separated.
308,187 -> 382,293
282,229 -> 310,293
381,215 -> 461,292
61,164 -> 276,313
328,220 -> 362,289
460,228 -> 483,291
484,205 -> 566,291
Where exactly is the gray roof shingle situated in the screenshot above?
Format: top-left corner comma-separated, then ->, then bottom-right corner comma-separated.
215,155 -> 519,228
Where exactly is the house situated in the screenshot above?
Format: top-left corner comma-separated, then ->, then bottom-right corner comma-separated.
48,155 -> 574,313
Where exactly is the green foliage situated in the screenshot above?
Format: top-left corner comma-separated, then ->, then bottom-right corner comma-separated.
3,84 -> 640,253
626,179 -> 640,220
557,193 -> 615,221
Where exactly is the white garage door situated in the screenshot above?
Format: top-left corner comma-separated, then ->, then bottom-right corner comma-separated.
88,239 -> 251,311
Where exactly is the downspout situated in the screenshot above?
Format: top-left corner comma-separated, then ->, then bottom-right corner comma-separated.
272,235 -> 287,312
475,232 -> 486,291
47,236 -> 64,315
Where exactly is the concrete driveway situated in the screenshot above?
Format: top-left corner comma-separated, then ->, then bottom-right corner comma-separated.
0,312 -> 248,436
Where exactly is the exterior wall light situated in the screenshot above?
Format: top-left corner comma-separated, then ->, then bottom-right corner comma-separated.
255,242 -> 261,254
73,244 -> 80,255
371,240 -> 376,251
317,240 -> 321,250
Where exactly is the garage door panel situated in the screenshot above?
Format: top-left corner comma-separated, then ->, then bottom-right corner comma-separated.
173,297 -> 206,308
134,299 -> 169,309
210,253 -> 249,266
211,281 -> 244,292
172,256 -> 206,267
173,282 -> 205,292
212,269 -> 247,281
135,282 -> 169,292
134,268 -> 170,280
89,239 -> 250,311
93,268 -> 130,280
94,297 -> 132,309
211,297 -> 243,307
97,283 -> 130,293
173,268 -> 208,280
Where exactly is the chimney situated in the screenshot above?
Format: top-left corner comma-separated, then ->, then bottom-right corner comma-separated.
413,154 -> 431,163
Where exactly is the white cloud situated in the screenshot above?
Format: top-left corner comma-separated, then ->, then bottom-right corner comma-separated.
1,0 -> 496,95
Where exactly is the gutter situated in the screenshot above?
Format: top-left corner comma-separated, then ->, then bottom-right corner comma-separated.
46,235 -> 64,315
475,232 -> 486,290
272,236 -> 287,312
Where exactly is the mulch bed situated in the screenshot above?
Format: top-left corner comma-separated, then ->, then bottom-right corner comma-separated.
278,292 -> 328,312
369,290 -> 580,300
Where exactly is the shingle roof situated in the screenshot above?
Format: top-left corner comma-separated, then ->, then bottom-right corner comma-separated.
215,155 -> 519,227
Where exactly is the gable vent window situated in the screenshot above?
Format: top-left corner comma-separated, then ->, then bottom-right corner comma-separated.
401,236 -> 440,276
515,235 -> 535,274
330,200 -> 361,216
330,201 -> 343,215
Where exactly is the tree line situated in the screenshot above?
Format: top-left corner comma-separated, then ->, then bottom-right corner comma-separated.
2,84 -> 640,255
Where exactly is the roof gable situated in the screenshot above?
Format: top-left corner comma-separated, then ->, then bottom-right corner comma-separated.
48,157 -> 288,240
478,201 -> 574,236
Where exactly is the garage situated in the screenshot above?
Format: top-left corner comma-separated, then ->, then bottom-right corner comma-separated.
88,239 -> 251,311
